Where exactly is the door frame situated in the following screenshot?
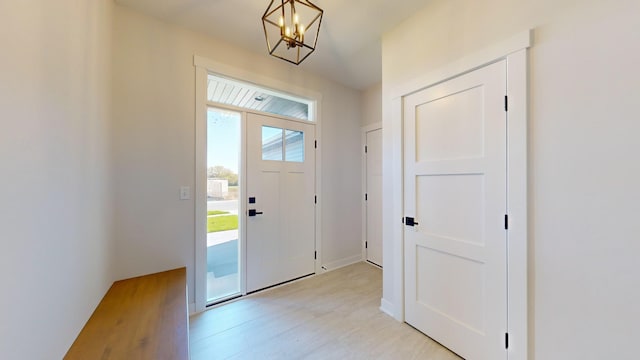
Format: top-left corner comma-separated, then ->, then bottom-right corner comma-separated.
193,55 -> 323,313
383,30 -> 531,360
361,123 -> 382,265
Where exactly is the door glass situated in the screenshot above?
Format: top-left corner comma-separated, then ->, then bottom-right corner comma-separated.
207,74 -> 314,121
285,129 -> 304,162
262,126 -> 283,161
206,107 -> 241,303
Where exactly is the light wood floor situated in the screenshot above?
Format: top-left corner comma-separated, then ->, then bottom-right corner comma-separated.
189,262 -> 463,360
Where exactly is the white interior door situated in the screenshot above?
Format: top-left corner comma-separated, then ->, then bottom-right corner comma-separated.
246,113 -> 315,293
404,60 -> 508,360
365,128 -> 383,267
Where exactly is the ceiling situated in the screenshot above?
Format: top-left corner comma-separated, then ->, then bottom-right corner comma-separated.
115,0 -> 431,90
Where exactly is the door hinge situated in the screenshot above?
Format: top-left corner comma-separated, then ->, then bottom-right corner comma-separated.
505,95 -> 509,112
505,214 -> 509,230
314,195 -> 317,204
365,193 -> 368,201
314,251 -> 317,260
402,217 -> 405,224
365,241 -> 368,249
314,140 -> 317,149
505,333 -> 509,349
365,145 -> 368,153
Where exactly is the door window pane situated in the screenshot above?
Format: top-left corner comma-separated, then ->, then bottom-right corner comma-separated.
285,130 -> 304,162
262,126 -> 283,161
206,107 -> 241,304
208,74 -> 313,121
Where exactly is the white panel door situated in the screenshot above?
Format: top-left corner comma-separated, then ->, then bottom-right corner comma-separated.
404,60 -> 508,360
246,113 -> 316,293
366,128 -> 383,267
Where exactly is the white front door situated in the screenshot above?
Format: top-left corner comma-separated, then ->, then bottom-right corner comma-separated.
404,60 -> 508,360
246,113 -> 316,293
365,128 -> 383,267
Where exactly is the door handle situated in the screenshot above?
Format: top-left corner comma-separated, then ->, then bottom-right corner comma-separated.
405,217 -> 419,226
248,209 -> 263,217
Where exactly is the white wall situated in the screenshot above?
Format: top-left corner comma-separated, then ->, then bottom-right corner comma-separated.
112,5 -> 363,304
0,1 -> 114,358
361,83 -> 382,127
381,0 -> 640,358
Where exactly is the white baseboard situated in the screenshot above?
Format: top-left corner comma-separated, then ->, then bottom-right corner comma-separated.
380,298 -> 395,318
320,254 -> 363,272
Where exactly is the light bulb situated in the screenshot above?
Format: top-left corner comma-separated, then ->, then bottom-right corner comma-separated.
285,26 -> 291,37
294,13 -> 299,25
278,16 -> 284,27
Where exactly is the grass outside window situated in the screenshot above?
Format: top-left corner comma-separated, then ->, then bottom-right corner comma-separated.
207,215 -> 238,233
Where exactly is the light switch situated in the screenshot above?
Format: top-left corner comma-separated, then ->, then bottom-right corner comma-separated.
180,186 -> 191,200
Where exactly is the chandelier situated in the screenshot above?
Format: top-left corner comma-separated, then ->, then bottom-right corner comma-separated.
262,0 -> 324,65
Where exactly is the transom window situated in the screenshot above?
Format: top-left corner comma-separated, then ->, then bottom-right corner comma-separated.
207,74 -> 314,121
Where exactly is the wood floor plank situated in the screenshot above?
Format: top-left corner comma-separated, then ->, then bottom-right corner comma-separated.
190,262 -> 462,360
